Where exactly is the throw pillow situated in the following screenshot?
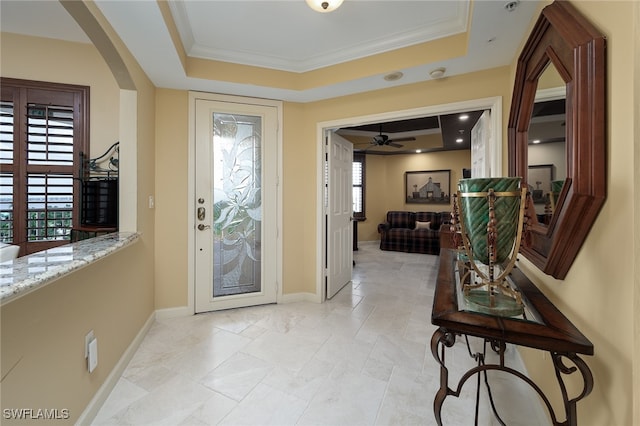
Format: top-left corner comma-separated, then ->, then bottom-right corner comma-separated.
415,221 -> 431,230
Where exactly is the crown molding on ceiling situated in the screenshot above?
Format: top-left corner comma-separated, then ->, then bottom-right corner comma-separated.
169,0 -> 469,73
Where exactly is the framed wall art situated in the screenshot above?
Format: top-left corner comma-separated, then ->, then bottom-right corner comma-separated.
405,170 -> 451,204
528,164 -> 554,204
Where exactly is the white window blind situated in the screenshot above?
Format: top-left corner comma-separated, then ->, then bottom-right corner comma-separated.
353,153 -> 365,219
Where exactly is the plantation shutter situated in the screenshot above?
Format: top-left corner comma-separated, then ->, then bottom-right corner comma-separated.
0,78 -> 88,255
352,153 -> 365,219
0,93 -> 15,244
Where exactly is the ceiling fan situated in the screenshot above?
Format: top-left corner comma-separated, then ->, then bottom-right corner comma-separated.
368,125 -> 416,149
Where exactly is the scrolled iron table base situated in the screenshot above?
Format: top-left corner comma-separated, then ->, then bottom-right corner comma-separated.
431,329 -> 593,426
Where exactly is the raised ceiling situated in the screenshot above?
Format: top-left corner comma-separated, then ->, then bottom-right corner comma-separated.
338,110 -> 485,154
0,0 -> 540,103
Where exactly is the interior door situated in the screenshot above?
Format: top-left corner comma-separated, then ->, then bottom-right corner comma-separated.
194,98 -> 278,313
326,131 -> 353,299
471,110 -> 491,178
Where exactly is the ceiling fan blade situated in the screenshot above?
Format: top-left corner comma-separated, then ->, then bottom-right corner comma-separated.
387,137 -> 416,143
388,142 -> 403,148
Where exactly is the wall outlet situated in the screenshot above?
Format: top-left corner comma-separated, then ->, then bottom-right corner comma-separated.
148,195 -> 155,209
85,330 -> 94,359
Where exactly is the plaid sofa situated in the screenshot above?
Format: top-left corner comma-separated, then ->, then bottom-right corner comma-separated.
377,211 -> 450,255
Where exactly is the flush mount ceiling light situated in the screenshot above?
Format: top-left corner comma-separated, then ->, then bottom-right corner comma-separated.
384,71 -> 404,82
459,114 -> 469,121
429,67 -> 446,79
306,0 -> 344,13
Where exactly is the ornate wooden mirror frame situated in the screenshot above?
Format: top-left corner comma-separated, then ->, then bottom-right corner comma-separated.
508,0 -> 606,279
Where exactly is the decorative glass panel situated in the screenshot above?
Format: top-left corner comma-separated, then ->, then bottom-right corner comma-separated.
212,113 -> 262,297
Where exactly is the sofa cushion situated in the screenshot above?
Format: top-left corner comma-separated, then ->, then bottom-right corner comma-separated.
411,228 -> 441,255
386,211 -> 415,229
380,228 -> 414,252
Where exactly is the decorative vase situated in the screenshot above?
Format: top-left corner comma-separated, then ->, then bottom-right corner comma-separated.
454,177 -> 528,316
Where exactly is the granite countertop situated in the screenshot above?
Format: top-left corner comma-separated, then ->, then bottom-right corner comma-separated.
0,232 -> 140,305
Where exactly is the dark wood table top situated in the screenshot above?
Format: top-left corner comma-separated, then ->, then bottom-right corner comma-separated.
432,249 -> 593,355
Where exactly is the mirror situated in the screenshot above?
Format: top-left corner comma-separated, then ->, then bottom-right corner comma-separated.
528,63 -> 566,225
508,0 -> 606,279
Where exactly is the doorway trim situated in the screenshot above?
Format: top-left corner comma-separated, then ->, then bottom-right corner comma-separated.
187,91 -> 283,314
315,96 -> 502,301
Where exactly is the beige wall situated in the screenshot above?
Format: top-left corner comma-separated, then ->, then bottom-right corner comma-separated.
154,89 -> 189,308
1,4 -> 156,423
153,67 -> 511,301
0,244 -> 152,424
510,2 -> 637,425
0,33 -> 119,155
2,0 -> 637,424
358,150 -> 471,242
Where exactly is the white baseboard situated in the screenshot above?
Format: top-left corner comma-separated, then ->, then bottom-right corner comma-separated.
279,292 -> 321,304
155,306 -> 191,320
76,311 -> 155,425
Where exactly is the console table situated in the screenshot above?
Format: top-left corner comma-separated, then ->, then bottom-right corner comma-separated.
431,249 -> 594,426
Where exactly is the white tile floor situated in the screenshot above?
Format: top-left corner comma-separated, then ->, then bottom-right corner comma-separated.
92,242 -> 545,426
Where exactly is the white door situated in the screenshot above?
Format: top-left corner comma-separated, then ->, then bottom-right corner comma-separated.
326,131 -> 353,299
471,110 -> 491,178
194,98 -> 278,312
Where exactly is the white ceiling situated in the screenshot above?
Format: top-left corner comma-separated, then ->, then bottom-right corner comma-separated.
1,0 -> 540,102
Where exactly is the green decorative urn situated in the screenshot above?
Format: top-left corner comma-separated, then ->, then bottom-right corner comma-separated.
453,177 -> 528,317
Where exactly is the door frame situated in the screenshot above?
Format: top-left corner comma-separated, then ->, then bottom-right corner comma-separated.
315,97 -> 502,301
188,92 -> 283,314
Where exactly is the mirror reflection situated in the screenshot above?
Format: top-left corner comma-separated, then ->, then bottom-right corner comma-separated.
527,63 -> 566,225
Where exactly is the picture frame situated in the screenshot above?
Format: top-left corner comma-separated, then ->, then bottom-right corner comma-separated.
405,170 -> 451,204
528,164 -> 554,204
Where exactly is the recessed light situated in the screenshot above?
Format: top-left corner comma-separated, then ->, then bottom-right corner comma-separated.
459,114 -> 469,121
384,71 -> 403,82
416,149 -> 422,154
532,139 -> 541,144
456,138 -> 463,143
504,1 -> 519,12
429,67 -> 446,79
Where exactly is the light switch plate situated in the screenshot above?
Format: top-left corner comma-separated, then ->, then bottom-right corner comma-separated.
85,330 -> 94,359
88,338 -> 98,373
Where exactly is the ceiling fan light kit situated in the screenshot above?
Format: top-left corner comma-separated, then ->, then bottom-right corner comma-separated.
305,0 -> 344,13
365,125 -> 416,151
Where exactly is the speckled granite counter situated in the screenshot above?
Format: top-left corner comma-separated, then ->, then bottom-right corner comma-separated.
0,232 -> 140,305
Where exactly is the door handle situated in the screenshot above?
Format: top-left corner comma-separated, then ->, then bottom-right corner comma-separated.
197,224 -> 210,231
197,207 -> 206,221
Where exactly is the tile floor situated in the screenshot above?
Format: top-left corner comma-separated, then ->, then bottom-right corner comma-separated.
92,242 -> 545,425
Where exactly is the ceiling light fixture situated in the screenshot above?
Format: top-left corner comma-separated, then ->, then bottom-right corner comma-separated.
306,0 -> 344,13
532,139 -> 541,144
504,1 -> 519,12
456,138 -> 464,143
429,67 -> 446,79
459,114 -> 469,121
416,149 -> 422,154
383,71 -> 403,82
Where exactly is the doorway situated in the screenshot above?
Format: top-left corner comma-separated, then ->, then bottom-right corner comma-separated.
316,97 -> 502,301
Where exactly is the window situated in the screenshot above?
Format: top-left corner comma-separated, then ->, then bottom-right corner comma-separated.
0,78 -> 89,255
353,153 -> 365,219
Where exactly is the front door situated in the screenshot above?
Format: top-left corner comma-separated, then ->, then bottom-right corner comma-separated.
326,131 -> 353,299
194,97 -> 278,312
